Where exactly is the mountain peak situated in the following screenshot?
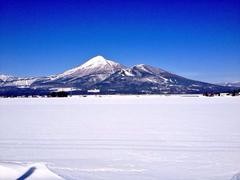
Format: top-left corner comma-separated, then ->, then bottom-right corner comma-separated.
57,55 -> 124,78
80,55 -> 114,69
90,55 -> 106,60
86,55 -> 106,63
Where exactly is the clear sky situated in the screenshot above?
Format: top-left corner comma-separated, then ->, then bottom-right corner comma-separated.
0,0 -> 239,83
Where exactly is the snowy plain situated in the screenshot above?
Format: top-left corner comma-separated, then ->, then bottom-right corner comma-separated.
0,95 -> 240,180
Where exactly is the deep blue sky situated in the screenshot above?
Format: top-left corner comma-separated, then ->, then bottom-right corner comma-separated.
0,0 -> 239,82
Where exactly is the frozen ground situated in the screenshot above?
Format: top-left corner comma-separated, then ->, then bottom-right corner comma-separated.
0,95 -> 240,180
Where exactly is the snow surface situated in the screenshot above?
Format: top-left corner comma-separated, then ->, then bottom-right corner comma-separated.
0,162 -> 63,179
0,96 -> 240,180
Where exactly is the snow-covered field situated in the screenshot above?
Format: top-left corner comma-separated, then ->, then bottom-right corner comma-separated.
0,95 -> 240,180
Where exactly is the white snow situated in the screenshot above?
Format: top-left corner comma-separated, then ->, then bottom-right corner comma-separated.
0,96 -> 240,180
135,64 -> 153,74
0,76 -> 41,87
50,87 -> 80,92
160,76 -> 168,82
80,55 -> 118,70
0,74 -> 13,82
142,77 -> 158,83
217,81 -> 240,87
87,89 -> 100,93
0,162 -> 63,179
5,78 -> 37,87
121,69 -> 134,77
122,69 -> 135,77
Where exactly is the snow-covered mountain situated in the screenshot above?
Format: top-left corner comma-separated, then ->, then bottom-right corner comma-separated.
216,81 -> 240,88
0,74 -> 43,88
95,63 -> 232,94
0,55 -> 236,95
28,56 -> 126,90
